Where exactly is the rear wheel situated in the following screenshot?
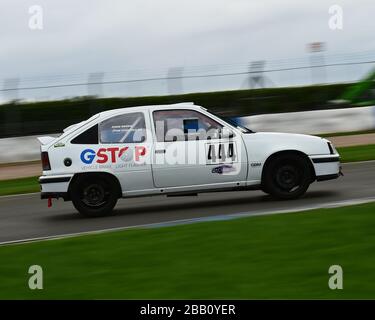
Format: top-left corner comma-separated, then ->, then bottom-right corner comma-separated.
70,175 -> 119,217
262,154 -> 312,200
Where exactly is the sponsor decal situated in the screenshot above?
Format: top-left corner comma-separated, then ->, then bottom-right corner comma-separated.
80,146 -> 146,165
251,162 -> 262,167
211,165 -> 237,175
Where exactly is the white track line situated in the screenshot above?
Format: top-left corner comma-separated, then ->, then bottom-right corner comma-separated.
1,196 -> 374,247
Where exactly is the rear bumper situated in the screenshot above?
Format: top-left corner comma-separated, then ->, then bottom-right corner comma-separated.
39,176 -> 71,184
41,192 -> 69,200
39,175 -> 72,199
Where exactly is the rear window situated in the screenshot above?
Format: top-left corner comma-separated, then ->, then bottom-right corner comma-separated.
99,112 -> 146,143
71,124 -> 99,144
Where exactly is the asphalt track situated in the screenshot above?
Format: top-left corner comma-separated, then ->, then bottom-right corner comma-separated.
0,161 -> 374,244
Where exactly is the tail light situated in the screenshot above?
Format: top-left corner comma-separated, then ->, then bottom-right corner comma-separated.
41,152 -> 51,170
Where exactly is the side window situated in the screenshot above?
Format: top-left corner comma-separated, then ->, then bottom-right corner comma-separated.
153,110 -> 223,142
71,124 -> 99,144
99,112 -> 146,144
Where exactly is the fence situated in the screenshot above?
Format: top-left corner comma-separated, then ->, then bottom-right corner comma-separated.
1,50 -> 375,103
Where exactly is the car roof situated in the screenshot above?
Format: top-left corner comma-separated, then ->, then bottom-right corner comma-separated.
60,102 -> 207,137
98,102 -> 205,118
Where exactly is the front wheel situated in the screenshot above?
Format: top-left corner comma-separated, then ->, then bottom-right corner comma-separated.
262,154 -> 312,200
70,175 -> 119,217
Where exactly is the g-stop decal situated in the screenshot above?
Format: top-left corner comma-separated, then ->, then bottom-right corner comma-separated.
80,146 -> 146,164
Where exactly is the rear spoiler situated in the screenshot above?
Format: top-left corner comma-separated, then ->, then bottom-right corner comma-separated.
37,136 -> 56,145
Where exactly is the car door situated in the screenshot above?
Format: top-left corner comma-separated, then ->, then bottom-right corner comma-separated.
151,108 -> 248,188
97,110 -> 153,194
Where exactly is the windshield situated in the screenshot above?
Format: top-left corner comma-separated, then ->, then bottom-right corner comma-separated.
209,111 -> 254,133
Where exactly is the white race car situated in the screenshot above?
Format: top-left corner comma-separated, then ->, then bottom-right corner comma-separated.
38,103 -> 341,217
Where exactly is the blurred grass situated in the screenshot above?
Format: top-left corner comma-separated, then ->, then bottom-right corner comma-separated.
0,202 -> 374,299
0,144 -> 374,196
337,144 -> 375,163
0,176 -> 39,196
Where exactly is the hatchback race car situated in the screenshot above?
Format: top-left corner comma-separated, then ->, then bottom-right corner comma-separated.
38,102 -> 341,217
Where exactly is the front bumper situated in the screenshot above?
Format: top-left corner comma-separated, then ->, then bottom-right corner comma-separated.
310,155 -> 341,182
316,173 -> 340,181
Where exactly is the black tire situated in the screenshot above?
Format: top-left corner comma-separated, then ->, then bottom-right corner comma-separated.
262,154 -> 312,200
70,174 -> 119,217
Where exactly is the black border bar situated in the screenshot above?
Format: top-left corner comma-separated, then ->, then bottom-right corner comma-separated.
312,157 -> 340,163
39,177 -> 71,184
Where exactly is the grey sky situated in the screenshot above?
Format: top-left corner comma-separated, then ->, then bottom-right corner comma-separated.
0,0 -> 374,101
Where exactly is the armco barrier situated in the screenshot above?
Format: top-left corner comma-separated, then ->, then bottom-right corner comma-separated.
0,134 -> 58,164
236,106 -> 375,134
0,106 -> 374,164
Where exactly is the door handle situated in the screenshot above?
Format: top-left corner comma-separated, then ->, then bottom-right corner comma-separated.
155,149 -> 166,154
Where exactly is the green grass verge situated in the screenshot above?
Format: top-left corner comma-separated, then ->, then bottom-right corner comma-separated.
0,176 -> 39,196
0,202 -> 375,299
0,144 -> 374,197
337,144 -> 375,163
